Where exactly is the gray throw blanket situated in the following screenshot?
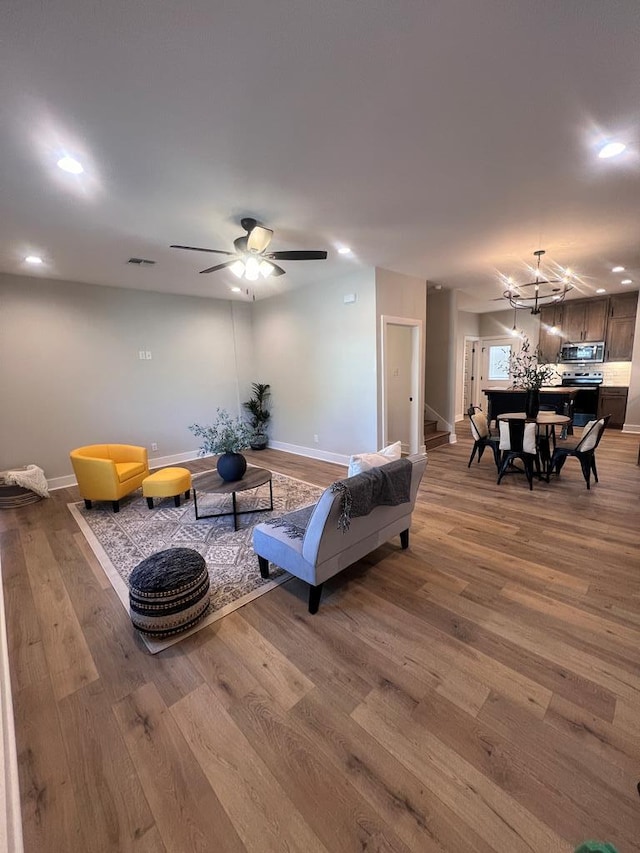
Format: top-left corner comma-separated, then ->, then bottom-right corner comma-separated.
263,503 -> 317,540
330,458 -> 412,532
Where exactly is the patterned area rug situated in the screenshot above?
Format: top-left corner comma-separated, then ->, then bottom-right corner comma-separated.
68,469 -> 323,653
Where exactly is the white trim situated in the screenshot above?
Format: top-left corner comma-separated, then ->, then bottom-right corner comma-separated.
0,555 -> 24,853
622,423 -> 640,434
48,447 -> 348,491
268,441 -> 349,466
48,450 -> 204,491
380,315 -> 424,454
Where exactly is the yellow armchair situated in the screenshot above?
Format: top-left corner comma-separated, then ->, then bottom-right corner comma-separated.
70,444 -> 150,512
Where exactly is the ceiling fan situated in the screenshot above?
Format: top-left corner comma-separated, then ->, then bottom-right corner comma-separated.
171,217 -> 328,280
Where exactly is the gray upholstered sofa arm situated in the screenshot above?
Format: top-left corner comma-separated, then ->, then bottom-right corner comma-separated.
252,454 -> 427,613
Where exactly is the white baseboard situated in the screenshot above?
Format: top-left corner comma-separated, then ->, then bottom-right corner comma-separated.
268,441 -> 349,467
622,423 -> 640,434
0,555 -> 24,853
48,445 -> 349,491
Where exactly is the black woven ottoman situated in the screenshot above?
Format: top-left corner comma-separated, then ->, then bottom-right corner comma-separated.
129,547 -> 210,639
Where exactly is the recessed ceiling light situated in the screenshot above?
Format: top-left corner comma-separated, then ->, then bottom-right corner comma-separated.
621,279 -> 632,284
230,286 -> 241,293
596,288 -> 606,294
337,246 -> 351,255
57,155 -> 84,174
598,141 -> 626,159
612,266 -> 625,272
25,255 -> 44,264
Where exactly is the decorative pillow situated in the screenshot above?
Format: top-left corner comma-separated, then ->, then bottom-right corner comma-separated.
470,411 -> 489,441
579,419 -> 602,452
348,440 -> 402,477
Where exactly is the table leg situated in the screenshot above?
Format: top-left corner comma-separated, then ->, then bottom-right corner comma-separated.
232,491 -> 238,531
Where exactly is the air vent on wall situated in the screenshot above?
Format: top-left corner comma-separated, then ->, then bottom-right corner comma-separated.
128,257 -> 156,265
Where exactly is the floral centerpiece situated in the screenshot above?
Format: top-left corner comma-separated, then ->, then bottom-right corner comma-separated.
505,335 -> 559,418
189,408 -> 253,481
506,335 -> 558,390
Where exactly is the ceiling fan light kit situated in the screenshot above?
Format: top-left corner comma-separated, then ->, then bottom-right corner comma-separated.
171,216 -> 327,282
503,249 -> 573,315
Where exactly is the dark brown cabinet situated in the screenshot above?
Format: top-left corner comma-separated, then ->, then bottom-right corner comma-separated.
598,387 -> 628,428
538,305 -> 562,363
561,298 -> 607,342
605,292 -> 637,361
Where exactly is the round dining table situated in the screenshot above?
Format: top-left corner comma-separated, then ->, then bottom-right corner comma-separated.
497,411 -> 571,480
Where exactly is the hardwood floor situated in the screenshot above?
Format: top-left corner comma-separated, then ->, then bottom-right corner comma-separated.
2,431 -> 640,852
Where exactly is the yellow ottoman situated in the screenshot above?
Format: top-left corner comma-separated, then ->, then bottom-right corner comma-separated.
142,467 -> 192,509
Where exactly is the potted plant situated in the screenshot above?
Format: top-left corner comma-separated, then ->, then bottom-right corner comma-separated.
242,383 -> 271,450
505,335 -> 558,417
189,409 -> 253,481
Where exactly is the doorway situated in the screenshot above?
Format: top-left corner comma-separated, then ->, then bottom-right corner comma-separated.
381,316 -> 424,454
463,337 -> 480,413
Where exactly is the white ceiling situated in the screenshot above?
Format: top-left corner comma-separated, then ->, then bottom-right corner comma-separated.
1,1 -> 639,310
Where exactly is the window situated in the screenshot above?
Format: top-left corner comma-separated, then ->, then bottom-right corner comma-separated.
488,345 -> 511,380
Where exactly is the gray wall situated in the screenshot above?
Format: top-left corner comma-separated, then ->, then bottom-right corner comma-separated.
375,268 -> 427,448
425,288 -> 456,432
0,274 -> 254,478
250,268 -> 378,456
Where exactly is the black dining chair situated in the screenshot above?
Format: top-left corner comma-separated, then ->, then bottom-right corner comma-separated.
549,415 -> 610,489
467,406 -> 500,471
497,418 -> 540,490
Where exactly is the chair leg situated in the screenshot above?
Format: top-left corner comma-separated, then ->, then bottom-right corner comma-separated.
579,456 -> 592,489
84,499 -> 92,510
185,489 -> 191,499
491,443 -> 500,471
258,555 -> 270,579
308,583 -> 324,614
524,458 -> 534,490
400,529 -> 409,549
174,495 -> 181,507
477,445 -> 485,463
591,456 -> 599,483
146,497 -> 154,509
497,453 -> 511,484
112,500 -> 120,513
468,444 -> 478,467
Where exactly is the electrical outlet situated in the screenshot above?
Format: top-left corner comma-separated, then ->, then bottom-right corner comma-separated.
151,442 -> 158,451
313,434 -> 319,444
138,350 -> 146,360
145,351 -> 152,360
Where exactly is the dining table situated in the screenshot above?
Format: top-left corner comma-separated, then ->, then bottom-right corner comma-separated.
497,411 -> 572,480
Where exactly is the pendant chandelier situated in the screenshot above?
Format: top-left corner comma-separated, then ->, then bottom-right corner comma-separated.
503,249 -> 573,315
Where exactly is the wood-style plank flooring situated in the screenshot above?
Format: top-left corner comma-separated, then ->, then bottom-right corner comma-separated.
2,429 -> 640,852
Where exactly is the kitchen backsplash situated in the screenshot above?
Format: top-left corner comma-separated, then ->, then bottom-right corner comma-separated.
546,361 -> 631,386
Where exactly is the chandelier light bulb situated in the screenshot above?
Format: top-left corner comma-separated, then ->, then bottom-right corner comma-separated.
57,155 -> 84,174
598,141 -> 626,159
612,266 -> 624,272
244,256 -> 260,281
230,260 -> 245,278
503,249 -> 572,315
259,260 -> 274,278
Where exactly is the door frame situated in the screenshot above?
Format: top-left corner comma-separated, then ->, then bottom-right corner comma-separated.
380,315 -> 424,454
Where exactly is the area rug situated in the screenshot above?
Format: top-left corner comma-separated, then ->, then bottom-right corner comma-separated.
68,470 -> 323,653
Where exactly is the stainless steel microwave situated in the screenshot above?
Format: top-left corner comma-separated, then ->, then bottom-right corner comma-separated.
558,341 -> 605,363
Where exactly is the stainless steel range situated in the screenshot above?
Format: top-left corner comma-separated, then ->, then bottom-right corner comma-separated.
561,370 -> 603,426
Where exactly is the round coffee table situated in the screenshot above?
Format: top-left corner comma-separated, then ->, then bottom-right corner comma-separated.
192,466 -> 273,530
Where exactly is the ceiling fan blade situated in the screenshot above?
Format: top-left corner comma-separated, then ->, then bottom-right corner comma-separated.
199,260 -> 239,274
247,226 -> 273,253
171,244 -> 234,255
267,250 -> 328,261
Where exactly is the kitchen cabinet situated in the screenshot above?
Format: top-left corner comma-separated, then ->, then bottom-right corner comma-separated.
605,292 -> 637,362
606,316 -> 635,361
538,305 -> 563,363
608,291 -> 638,319
597,387 -> 628,429
561,298 -> 607,343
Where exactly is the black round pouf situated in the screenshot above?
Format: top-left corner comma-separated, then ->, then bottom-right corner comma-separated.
216,451 -> 247,482
129,547 -> 210,639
